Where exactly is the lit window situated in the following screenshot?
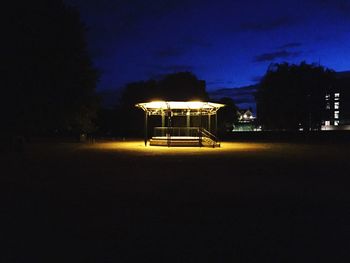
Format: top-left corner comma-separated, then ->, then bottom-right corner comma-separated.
334,120 -> 339,126
334,111 -> 339,119
334,102 -> 339,109
325,94 -> 330,100
335,93 -> 340,100
325,120 -> 330,126
326,102 -> 330,109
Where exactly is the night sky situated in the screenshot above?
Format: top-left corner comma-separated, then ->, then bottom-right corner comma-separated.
65,0 -> 350,92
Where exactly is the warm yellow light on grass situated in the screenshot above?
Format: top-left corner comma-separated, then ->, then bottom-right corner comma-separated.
82,140 -> 268,156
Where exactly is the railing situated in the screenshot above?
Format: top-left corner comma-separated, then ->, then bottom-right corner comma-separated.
200,128 -> 218,145
153,127 -> 201,138
153,127 -> 219,147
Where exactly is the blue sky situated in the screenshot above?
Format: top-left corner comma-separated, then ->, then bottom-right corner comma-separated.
65,0 -> 350,92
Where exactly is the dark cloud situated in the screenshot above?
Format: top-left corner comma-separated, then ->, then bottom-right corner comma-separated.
254,50 -> 301,62
207,79 -> 233,86
209,85 -> 257,111
154,47 -> 186,58
207,79 -> 226,85
239,16 -> 294,32
277,42 -> 302,49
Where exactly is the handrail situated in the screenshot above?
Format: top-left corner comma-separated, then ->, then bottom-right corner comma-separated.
153,127 -> 218,139
152,127 -> 219,147
154,127 -> 201,137
200,128 -> 217,143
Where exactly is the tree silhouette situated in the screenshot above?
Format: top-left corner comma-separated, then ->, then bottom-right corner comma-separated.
1,0 -> 98,137
157,72 -> 208,101
118,80 -> 158,136
117,72 -> 209,136
256,62 -> 335,130
217,97 -> 238,134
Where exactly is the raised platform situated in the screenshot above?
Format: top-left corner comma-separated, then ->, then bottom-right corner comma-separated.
149,136 -> 220,147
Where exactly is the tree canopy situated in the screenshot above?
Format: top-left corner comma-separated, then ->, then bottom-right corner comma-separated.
1,0 -> 98,136
217,97 -> 238,134
256,62 -> 335,130
120,72 -> 208,108
115,72 -> 209,136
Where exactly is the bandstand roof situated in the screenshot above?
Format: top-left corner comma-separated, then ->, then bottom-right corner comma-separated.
135,101 -> 225,115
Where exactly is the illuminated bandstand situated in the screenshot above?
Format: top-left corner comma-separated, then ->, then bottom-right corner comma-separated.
136,101 -> 225,147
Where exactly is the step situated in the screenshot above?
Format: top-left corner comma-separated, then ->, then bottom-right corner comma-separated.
149,137 -> 220,147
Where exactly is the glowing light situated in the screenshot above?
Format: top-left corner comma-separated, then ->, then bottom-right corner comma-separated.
334,111 -> 339,119
136,101 -> 225,111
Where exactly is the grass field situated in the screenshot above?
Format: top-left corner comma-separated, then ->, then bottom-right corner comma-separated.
2,140 -> 350,262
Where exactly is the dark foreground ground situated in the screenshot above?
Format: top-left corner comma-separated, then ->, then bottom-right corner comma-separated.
1,140 -> 350,262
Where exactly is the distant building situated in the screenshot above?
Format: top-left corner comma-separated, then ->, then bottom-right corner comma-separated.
233,109 -> 257,131
322,72 -> 350,130
238,109 -> 255,122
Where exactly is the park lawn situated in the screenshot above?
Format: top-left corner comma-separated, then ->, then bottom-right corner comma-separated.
1,141 -> 350,262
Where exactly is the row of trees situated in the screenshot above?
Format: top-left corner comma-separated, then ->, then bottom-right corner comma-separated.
2,1 -> 99,138
256,62 -> 336,131
108,62 -> 338,135
112,62 -> 338,135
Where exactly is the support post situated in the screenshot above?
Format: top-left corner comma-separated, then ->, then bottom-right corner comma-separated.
208,114 -> 211,133
215,112 -> 218,136
186,110 -> 190,136
199,109 -> 202,147
167,111 -> 172,147
144,111 -> 148,146
186,111 -> 190,128
161,111 -> 165,137
161,111 -> 165,127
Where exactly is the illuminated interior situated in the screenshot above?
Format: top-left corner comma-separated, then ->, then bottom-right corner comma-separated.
135,101 -> 225,147
136,101 -> 224,115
